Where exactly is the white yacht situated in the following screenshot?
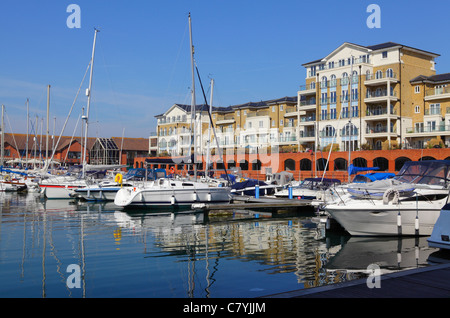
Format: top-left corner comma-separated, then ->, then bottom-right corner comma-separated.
114,178 -> 230,208
428,202 -> 450,249
324,160 -> 450,236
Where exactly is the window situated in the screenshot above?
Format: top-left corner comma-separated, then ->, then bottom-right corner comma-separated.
244,110 -> 247,115
259,121 -> 263,128
415,105 -> 420,113
321,109 -> 328,120
382,51 -> 388,58
321,76 -> 327,88
415,86 -> 420,94
280,119 -> 284,126
330,74 -> 337,87
386,68 -> 393,78
272,106 -> 276,112
330,91 -> 337,103
280,105 -> 283,111
271,120 -> 275,127
375,70 -> 382,79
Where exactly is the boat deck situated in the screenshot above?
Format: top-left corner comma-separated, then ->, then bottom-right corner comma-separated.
263,262 -> 450,298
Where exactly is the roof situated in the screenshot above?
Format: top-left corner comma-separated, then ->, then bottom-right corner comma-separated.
156,96 -> 298,117
410,73 -> 450,84
302,41 -> 440,66
2,133 -> 148,152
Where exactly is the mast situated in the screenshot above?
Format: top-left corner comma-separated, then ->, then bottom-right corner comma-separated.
46,85 -> 50,166
205,78 -> 214,178
188,13 -> 197,179
26,98 -> 29,168
82,28 -> 99,178
348,55 -> 353,182
1,105 -> 4,167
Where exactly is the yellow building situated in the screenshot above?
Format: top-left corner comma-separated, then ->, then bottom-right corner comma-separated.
299,42 -> 440,151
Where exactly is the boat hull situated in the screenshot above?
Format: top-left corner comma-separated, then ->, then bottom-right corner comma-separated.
428,203 -> 450,249
75,187 -> 121,201
114,186 -> 231,208
325,199 -> 446,236
40,184 -> 84,199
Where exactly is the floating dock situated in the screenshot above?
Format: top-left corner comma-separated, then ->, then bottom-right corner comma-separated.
263,262 -> 450,298
192,195 -> 314,211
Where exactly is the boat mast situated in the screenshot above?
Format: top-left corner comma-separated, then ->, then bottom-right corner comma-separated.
188,13 -> 197,179
348,55 -> 353,183
46,85 -> 50,167
82,28 -> 99,178
1,104 -> 4,167
205,78 -> 213,178
26,98 -> 29,168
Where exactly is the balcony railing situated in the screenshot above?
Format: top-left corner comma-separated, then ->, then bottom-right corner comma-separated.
366,108 -> 397,116
406,124 -> 450,134
424,107 -> 441,116
247,111 -> 269,118
425,86 -> 450,97
366,125 -> 395,134
300,131 -> 315,138
365,71 -> 397,81
366,89 -> 397,99
299,99 -> 316,107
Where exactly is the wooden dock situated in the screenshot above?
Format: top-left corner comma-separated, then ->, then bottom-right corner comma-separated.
191,195 -> 314,211
263,262 -> 450,298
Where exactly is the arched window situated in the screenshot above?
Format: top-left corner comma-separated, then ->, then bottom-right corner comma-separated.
334,158 -> 347,171
375,70 -> 383,79
330,74 -> 337,87
322,125 -> 335,137
352,70 -> 358,83
321,76 -> 327,88
366,69 -> 371,80
341,72 -> 349,85
373,157 -> 389,171
395,157 -> 411,171
284,159 -> 295,171
386,68 -> 394,78
300,158 -> 312,171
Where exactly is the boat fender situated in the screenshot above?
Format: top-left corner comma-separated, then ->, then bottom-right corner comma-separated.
4,175 -> 10,182
115,173 -> 123,185
170,167 -> 175,175
382,188 -> 399,205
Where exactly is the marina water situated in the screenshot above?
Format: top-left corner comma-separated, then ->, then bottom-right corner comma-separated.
0,192 -> 442,298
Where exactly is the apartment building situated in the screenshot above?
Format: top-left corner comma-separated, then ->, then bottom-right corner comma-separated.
298,42 -> 440,152
408,73 -> 450,148
155,97 -> 297,157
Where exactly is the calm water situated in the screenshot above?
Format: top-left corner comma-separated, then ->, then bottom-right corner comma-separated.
0,192 -> 444,298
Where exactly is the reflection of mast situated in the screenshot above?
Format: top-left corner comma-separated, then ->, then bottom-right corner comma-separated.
42,210 -> 47,298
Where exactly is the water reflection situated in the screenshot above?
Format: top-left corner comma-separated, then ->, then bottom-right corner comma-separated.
1,192 -> 448,298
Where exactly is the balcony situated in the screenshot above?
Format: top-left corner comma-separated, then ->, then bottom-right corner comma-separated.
406,124 -> 450,137
299,98 -> 316,110
364,72 -> 398,86
299,83 -> 316,95
299,115 -> 316,126
365,125 -> 397,138
284,108 -> 298,117
425,86 -> 450,101
247,110 -> 269,118
365,89 -> 398,103
216,114 -> 235,124
365,107 -> 398,121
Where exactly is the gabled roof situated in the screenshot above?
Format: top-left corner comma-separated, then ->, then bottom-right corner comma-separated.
410,73 -> 450,84
302,41 -> 440,66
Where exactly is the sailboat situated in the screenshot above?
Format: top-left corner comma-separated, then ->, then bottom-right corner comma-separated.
114,13 -> 231,208
39,29 -> 100,199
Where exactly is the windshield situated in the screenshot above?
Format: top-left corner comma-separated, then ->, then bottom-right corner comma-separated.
395,161 -> 450,186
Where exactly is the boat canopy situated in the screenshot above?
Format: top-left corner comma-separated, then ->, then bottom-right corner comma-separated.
348,164 -> 380,175
352,172 -> 395,183
395,160 -> 450,185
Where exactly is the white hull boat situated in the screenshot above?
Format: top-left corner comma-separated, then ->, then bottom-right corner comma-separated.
325,195 -> 447,236
324,160 -> 450,236
428,202 -> 450,249
114,178 -> 231,208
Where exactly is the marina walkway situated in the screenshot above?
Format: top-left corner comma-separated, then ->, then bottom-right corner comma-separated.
264,263 -> 450,298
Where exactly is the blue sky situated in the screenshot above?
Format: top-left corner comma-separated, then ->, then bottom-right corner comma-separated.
1,0 -> 449,138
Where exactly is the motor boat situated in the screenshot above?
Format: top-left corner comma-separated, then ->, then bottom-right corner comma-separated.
114,178 -> 231,208
323,160 -> 450,236
428,202 -> 450,249
275,177 -> 341,200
